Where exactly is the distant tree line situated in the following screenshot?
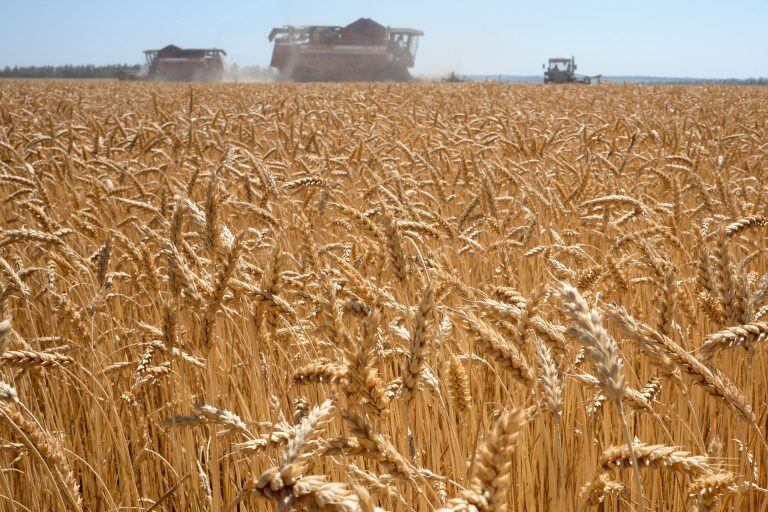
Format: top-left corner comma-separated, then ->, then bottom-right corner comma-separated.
0,63 -> 278,81
0,64 -> 142,78
663,77 -> 768,86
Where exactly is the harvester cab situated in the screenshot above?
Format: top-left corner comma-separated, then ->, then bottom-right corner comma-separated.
543,56 -> 600,84
386,28 -> 422,68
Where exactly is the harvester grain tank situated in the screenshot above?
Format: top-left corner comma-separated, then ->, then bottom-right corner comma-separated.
142,45 -> 226,82
543,56 -> 601,84
268,18 -> 423,82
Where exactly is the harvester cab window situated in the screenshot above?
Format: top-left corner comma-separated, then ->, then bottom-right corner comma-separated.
550,61 -> 568,71
389,33 -> 406,49
408,35 -> 420,56
388,32 -> 421,60
389,33 -> 408,62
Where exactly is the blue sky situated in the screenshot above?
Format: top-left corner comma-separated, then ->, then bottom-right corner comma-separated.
1,0 -> 766,78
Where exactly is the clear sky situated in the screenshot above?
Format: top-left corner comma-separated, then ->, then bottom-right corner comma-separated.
1,0 -> 766,78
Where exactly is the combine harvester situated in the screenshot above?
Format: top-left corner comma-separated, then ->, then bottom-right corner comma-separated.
543,56 -> 601,84
268,18 -> 423,82
118,45 -> 226,82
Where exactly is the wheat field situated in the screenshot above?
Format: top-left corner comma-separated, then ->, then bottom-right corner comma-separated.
0,80 -> 767,511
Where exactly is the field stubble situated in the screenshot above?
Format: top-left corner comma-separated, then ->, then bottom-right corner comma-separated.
0,80 -> 767,511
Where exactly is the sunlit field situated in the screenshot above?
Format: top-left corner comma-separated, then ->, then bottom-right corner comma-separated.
0,80 -> 767,511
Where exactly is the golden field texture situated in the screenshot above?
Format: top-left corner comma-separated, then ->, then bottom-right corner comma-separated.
0,80 -> 767,511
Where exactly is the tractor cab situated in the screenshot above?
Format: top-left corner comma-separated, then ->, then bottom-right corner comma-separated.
544,57 -> 577,84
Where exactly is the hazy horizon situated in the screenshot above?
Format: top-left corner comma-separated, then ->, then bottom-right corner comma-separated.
2,0 -> 767,79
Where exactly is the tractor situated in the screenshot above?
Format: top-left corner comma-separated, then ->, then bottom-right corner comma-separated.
543,56 -> 601,84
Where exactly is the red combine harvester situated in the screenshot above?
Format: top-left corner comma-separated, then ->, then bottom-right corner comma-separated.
268,18 -> 423,82
141,45 -> 226,82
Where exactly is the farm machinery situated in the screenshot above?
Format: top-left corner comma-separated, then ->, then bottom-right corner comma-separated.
543,56 -> 601,84
268,18 -> 423,82
118,45 -> 226,82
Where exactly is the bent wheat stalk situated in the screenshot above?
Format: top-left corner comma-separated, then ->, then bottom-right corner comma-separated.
558,283 -> 645,512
